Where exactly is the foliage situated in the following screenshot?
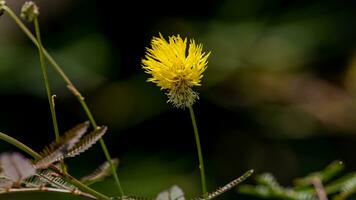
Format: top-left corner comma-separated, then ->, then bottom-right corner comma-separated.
0,1 -> 254,199
238,161 -> 356,200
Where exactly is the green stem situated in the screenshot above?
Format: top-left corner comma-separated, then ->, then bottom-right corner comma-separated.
188,105 -> 207,196
0,131 -> 111,200
0,132 -> 41,159
34,18 -> 60,141
3,6 -> 124,196
33,17 -> 66,172
99,139 -> 124,195
75,94 -> 124,195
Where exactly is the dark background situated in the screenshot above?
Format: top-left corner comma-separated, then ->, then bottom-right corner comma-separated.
0,0 -> 356,199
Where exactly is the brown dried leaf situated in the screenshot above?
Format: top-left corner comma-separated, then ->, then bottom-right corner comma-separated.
80,158 -> 119,185
65,126 -> 107,158
35,121 -> 90,168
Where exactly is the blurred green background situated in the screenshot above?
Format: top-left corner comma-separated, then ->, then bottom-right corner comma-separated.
0,0 -> 356,199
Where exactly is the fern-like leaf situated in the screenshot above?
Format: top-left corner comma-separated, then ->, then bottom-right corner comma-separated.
239,172 -> 318,200
0,152 -> 36,184
333,174 -> 356,200
23,175 -> 43,188
35,121 -> 90,168
65,126 -> 107,158
340,174 -> 356,193
238,184 -> 317,200
194,170 -> 254,200
39,170 -> 77,190
294,161 -> 344,187
80,158 -> 119,185
256,173 -> 282,190
0,176 -> 14,189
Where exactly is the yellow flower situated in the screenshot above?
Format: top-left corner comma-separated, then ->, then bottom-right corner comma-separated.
142,34 -> 210,108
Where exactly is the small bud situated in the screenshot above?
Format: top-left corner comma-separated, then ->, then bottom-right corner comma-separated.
20,1 -> 39,22
0,1 -> 6,17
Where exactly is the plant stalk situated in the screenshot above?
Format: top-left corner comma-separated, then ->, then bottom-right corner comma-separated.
188,105 -> 208,196
3,6 -> 124,196
33,17 -> 66,173
34,18 -> 60,141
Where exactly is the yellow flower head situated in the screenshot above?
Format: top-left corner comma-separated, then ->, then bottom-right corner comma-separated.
142,34 -> 210,108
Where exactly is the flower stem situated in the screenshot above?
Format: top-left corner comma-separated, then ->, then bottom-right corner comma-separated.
3,6 -> 124,196
188,105 -> 207,196
0,131 -> 111,200
33,17 -> 66,173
